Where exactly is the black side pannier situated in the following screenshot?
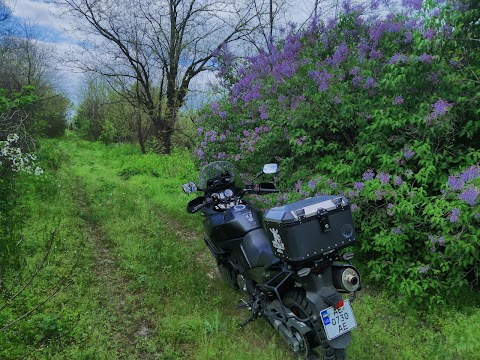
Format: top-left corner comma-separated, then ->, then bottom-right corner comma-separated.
264,196 -> 356,264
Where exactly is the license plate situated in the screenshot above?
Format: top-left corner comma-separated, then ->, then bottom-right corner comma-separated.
320,300 -> 357,340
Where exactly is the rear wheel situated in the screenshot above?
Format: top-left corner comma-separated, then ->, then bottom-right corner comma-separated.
282,290 -> 346,360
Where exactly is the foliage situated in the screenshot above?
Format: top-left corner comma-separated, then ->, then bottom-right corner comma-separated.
3,135 -> 479,359
196,0 -> 480,302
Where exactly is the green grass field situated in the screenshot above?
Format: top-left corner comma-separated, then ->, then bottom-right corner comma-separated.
1,133 -> 479,359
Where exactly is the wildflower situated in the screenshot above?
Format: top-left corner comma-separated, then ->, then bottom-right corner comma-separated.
219,111 -> 227,119
350,204 -> 358,212
308,180 -> 317,190
405,169 -> 414,177
197,127 -> 204,134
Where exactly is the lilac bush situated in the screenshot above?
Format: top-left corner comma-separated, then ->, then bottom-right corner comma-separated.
196,0 -> 479,302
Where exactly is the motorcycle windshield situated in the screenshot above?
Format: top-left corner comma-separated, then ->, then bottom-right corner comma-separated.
198,161 -> 239,190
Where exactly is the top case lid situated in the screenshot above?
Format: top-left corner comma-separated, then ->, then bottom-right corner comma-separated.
264,195 -> 349,224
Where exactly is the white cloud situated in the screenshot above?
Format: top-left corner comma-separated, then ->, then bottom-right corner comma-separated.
5,0 -> 75,39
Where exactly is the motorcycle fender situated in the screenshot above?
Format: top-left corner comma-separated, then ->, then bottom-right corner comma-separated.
304,272 -> 353,349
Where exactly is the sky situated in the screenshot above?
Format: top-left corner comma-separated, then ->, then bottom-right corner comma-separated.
2,0 -> 345,106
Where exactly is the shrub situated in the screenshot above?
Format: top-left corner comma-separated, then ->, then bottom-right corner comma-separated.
196,0 -> 479,302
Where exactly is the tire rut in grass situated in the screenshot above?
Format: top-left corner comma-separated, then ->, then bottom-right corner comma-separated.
73,183 -> 158,356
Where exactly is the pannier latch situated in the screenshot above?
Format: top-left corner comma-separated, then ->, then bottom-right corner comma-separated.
295,208 -> 306,220
317,208 -> 331,232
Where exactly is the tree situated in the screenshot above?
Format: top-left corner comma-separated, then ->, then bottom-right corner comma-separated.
57,0 -> 263,154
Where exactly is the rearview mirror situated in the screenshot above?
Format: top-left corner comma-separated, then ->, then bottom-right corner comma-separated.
262,163 -> 278,175
182,182 -> 197,194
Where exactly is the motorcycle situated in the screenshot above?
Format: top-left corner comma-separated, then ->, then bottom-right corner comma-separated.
182,161 -> 361,360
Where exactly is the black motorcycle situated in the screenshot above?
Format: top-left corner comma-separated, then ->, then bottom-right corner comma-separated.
182,161 -> 361,360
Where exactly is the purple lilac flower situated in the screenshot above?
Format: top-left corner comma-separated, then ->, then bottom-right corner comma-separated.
423,28 -> 435,41
433,99 -> 453,116
387,203 -> 394,216
294,180 -> 302,191
327,179 -> 337,189
370,49 -> 383,59
309,70 -> 334,92
404,148 -> 415,160
362,169 -> 375,181
197,127 -> 204,134
354,182 -> 364,190
402,0 -> 423,10
219,111 -> 227,119
458,189 -> 478,206
327,42 -> 349,66
195,149 -> 205,159
210,101 -> 220,111
364,77 -> 377,90
431,8 -> 441,17
388,54 -> 408,64
375,189 -> 384,200
349,67 -> 361,76
428,73 -> 440,84
393,96 -> 404,105
391,227 -> 403,235
438,237 -> 446,246
449,208 -> 460,222
333,96 -> 342,104
394,176 -> 403,186
388,22 -> 403,33
243,130 -> 250,137
351,204 -> 358,212
352,75 -> 363,87
308,180 -> 317,190
357,39 -> 370,59
418,53 -> 434,63
259,105 -> 269,120
297,136 -> 307,146
377,172 -> 391,185
404,32 -> 413,43
447,175 -> 464,190
460,166 -> 480,182
418,265 -> 430,274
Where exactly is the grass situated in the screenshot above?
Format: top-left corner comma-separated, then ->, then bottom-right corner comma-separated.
0,132 -> 479,359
